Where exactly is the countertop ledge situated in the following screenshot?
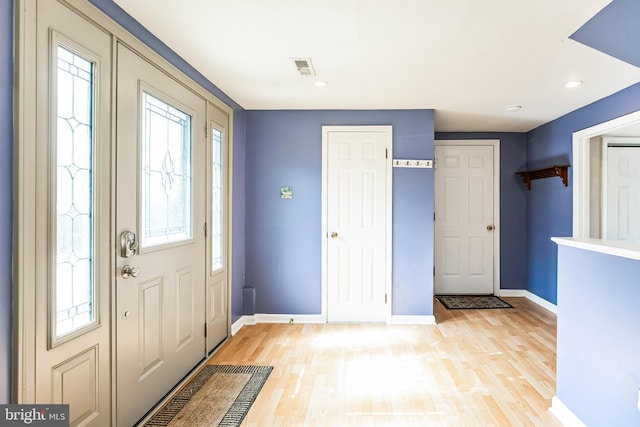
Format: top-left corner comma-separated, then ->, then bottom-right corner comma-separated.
552,237 -> 640,261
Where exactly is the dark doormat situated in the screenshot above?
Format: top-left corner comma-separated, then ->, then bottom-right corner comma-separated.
436,295 -> 513,310
144,365 -> 273,426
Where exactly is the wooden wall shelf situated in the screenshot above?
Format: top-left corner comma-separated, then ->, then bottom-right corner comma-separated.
516,165 -> 570,190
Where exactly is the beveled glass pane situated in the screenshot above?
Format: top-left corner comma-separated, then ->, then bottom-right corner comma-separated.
55,46 -> 95,337
211,128 -> 223,271
141,92 -> 192,247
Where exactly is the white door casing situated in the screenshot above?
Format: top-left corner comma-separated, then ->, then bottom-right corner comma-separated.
322,126 -> 392,323
434,141 -> 500,295
603,139 -> 640,241
115,43 -> 207,426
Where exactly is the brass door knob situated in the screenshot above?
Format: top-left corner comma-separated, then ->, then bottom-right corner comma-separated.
330,232 -> 338,238
487,225 -> 494,231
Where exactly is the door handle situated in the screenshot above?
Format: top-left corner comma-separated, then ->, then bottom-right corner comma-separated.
121,265 -> 140,279
121,231 -> 138,258
330,232 -> 338,239
487,225 -> 495,231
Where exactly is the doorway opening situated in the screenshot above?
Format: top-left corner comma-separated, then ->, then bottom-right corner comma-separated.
572,110 -> 640,239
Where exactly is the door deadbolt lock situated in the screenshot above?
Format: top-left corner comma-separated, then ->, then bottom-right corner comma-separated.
121,265 -> 140,279
121,231 -> 139,258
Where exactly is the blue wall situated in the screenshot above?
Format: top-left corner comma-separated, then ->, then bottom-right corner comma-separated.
231,110 -> 247,322
0,0 -> 13,405
435,132 -> 528,291
525,83 -> 640,304
245,110 -> 435,316
556,244 -> 640,426
571,0 -> 640,69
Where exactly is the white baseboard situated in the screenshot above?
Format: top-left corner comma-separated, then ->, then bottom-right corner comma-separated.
231,314 -> 325,335
549,396 -> 587,427
232,291 -> 556,335
231,315 -> 255,335
497,289 -> 527,297
254,314 -> 326,324
498,289 -> 557,314
390,315 -> 436,325
232,313 -> 437,334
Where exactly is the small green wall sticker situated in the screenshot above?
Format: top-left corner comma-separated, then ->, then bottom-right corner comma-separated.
280,186 -> 293,199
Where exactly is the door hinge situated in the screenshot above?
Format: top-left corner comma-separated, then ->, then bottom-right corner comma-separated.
385,293 -> 388,304
433,266 -> 435,276
434,212 -> 436,221
204,323 -> 208,338
204,222 -> 207,237
385,148 -> 388,159
205,124 -> 208,139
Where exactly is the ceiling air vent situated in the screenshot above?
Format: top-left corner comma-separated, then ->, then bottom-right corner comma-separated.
291,57 -> 316,77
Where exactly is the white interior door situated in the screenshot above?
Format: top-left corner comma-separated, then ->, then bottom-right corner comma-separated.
324,127 -> 391,322
33,1 -> 112,425
605,144 -> 640,241
115,43 -> 207,426
434,144 -> 495,295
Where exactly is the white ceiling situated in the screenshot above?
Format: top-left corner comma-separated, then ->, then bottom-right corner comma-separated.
113,0 -> 640,132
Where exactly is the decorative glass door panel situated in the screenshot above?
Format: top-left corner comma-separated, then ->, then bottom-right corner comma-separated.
141,92 -> 193,248
54,45 -> 95,339
211,127 -> 223,271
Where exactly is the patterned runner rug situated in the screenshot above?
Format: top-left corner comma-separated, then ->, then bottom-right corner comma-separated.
144,365 -> 273,427
436,295 -> 513,310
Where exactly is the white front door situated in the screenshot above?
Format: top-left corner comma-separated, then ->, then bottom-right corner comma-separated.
434,144 -> 496,295
33,1 -> 112,424
324,126 -> 392,322
115,43 -> 207,426
605,142 -> 640,241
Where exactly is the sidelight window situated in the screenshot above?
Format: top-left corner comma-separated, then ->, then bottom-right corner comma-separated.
54,46 -> 96,337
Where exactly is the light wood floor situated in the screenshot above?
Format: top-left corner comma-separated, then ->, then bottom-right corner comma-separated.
208,297 -> 560,426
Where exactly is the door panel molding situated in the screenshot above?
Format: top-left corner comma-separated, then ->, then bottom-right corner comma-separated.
434,140 -> 501,295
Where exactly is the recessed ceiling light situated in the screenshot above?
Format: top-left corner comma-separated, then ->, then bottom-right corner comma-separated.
565,80 -> 583,89
314,80 -> 328,88
505,105 -> 522,112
